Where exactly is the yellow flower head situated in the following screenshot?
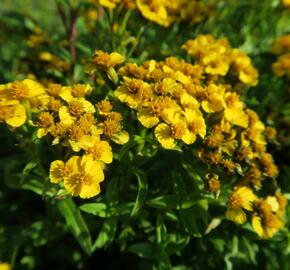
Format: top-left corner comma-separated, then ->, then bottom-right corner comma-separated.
93,50 -> 125,70
97,0 -> 121,9
0,102 -> 26,127
272,53 -> 290,77
282,0 -> 290,8
85,139 -> 113,164
64,155 -> 104,199
137,0 -> 171,27
115,77 -> 151,109
226,186 -> 257,224
0,263 -> 12,270
252,197 -> 285,239
272,34 -> 290,55
59,98 -> 95,127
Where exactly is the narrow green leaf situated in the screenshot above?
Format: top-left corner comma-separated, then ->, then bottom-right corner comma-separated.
80,202 -> 133,217
130,169 -> 148,216
92,217 -> 117,251
128,243 -> 157,260
57,198 -> 92,255
179,200 -> 208,238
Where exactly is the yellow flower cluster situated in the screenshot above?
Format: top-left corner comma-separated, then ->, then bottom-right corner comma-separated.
136,0 -> 209,27
182,35 -> 259,86
93,35 -> 285,238
1,77 -> 128,199
0,79 -> 48,127
96,0 -> 210,27
37,84 -> 128,199
0,263 -> 12,270
226,188 -> 287,239
272,34 -> 290,78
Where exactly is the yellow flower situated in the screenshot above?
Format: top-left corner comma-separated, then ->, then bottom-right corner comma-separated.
272,34 -> 290,55
85,139 -> 113,164
0,263 -> 12,270
226,186 -> 257,224
114,77 -> 150,109
230,49 -> 258,86
282,0 -> 290,8
97,0 -> 121,9
110,130 -> 130,145
252,197 -> 284,239
35,112 -> 55,138
137,97 -> 180,128
93,50 -> 125,70
201,84 -> 226,113
67,114 -> 100,152
182,108 -> 206,144
0,101 -> 26,127
154,123 -> 176,149
0,79 -> 49,113
59,98 -> 95,127
272,53 -> 290,77
49,160 -> 72,183
182,35 -> 231,76
64,155 -> 104,199
136,0 -> 172,27
99,112 -> 130,145
223,92 -> 249,128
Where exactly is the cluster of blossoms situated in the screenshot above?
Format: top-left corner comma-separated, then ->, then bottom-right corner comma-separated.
91,35 -> 287,238
272,34 -> 290,78
0,79 -> 128,199
182,35 -> 259,87
95,0 -> 210,27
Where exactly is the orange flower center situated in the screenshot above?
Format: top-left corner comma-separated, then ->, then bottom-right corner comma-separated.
69,101 -> 84,116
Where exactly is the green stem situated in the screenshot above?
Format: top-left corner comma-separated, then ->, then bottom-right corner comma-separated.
127,26 -> 145,59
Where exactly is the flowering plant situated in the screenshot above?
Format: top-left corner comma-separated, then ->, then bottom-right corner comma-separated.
0,0 -> 290,269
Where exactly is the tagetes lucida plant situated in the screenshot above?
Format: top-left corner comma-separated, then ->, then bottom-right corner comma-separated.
1,33 -> 287,240
0,2 -> 289,265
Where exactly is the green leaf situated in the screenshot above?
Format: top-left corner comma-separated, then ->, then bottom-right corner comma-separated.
128,243 -> 157,260
179,200 -> 208,238
57,198 -> 92,255
147,194 -> 205,210
156,216 -> 167,245
147,195 -> 179,210
130,169 -> 148,216
92,217 -> 117,250
80,202 -> 133,217
4,171 -> 54,197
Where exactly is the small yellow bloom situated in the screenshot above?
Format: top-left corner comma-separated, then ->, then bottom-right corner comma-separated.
201,84 -> 226,113
93,50 -> 125,70
136,0 -> 172,27
97,0 -> 121,9
59,98 -> 95,126
252,197 -> 285,239
115,77 -> 150,109
182,108 -> 206,144
64,155 -> 104,199
272,53 -> 290,77
154,123 -> 176,149
49,160 -> 72,183
0,263 -> 12,270
223,92 -> 249,128
272,34 -> 290,55
0,102 -> 26,127
281,0 -> 290,9
85,139 -> 113,164
226,186 -> 257,224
